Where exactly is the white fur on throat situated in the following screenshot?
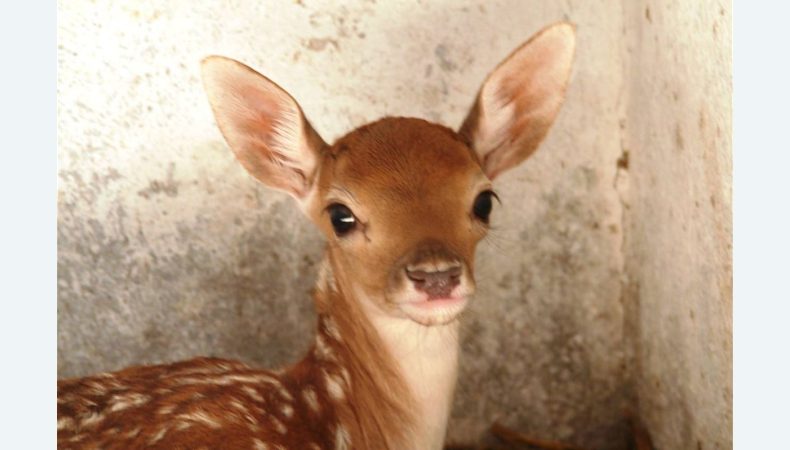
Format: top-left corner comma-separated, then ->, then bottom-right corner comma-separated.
364,301 -> 460,450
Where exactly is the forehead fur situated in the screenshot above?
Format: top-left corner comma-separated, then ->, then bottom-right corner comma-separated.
322,117 -> 482,196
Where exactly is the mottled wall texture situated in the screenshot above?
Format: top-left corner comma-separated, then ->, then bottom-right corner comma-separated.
621,1 -> 732,449
57,1 -> 731,448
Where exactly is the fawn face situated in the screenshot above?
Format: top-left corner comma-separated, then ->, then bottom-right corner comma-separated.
308,118 -> 489,325
201,23 -> 575,326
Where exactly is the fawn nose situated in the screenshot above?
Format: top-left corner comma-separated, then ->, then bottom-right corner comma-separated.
405,265 -> 462,298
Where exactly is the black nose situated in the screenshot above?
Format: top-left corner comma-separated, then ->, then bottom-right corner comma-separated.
406,266 -> 461,298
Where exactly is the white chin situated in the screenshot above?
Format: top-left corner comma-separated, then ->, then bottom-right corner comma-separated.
399,297 -> 468,326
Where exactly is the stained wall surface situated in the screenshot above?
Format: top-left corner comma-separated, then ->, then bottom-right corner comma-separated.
622,1 -> 732,448
58,0 -> 731,448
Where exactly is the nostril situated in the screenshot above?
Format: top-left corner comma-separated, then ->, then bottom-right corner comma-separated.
405,265 -> 462,298
406,263 -> 462,278
406,269 -> 429,283
405,267 -> 460,282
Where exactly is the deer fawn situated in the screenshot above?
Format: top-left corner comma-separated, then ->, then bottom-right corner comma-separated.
58,23 -> 575,450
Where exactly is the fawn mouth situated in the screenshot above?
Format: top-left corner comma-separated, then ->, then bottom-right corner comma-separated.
399,295 -> 469,326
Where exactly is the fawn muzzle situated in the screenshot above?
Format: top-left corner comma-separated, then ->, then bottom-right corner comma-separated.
405,266 -> 462,299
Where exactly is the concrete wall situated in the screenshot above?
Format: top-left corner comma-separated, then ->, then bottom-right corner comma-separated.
621,1 -> 732,448
58,0 -> 731,447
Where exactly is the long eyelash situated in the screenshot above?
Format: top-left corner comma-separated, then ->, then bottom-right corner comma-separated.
489,190 -> 502,205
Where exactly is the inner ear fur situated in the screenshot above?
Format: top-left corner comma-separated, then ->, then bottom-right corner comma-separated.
460,22 -> 577,179
201,56 -> 327,198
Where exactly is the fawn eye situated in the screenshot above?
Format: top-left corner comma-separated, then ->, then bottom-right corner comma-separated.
473,190 -> 497,223
327,203 -> 357,236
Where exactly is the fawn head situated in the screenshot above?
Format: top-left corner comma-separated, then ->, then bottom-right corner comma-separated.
201,23 -> 575,326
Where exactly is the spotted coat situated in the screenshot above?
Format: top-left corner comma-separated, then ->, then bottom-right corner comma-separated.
58,318 -> 351,450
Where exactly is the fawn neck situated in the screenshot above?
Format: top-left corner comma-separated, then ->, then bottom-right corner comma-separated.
367,304 -> 460,450
315,251 -> 460,450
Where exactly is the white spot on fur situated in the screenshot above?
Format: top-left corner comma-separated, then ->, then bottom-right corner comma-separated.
148,426 -> 169,445
95,371 -> 115,378
174,362 -> 238,376
95,377 -> 126,391
324,372 -> 345,401
175,373 -> 281,386
125,427 -> 141,439
335,424 -> 351,450
277,385 -> 294,401
177,410 -> 222,429
302,386 -> 320,413
228,401 -> 256,427
281,403 -> 294,418
339,367 -> 351,386
109,392 -> 150,412
252,439 -> 269,450
317,257 -> 337,293
230,399 -> 250,414
80,411 -> 103,428
324,317 -> 342,342
242,385 -> 265,402
158,404 -> 176,415
102,426 -> 120,436
57,416 -> 74,430
270,416 -> 288,434
315,334 -> 335,361
86,380 -> 107,396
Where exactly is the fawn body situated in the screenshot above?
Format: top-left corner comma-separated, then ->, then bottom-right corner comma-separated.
58,23 -> 576,449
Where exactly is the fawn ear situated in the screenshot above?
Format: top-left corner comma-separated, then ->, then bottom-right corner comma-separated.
460,22 -> 576,179
201,56 -> 326,199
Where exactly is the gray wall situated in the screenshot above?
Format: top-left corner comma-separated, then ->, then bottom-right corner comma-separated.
57,1 -> 731,448
622,1 -> 732,448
